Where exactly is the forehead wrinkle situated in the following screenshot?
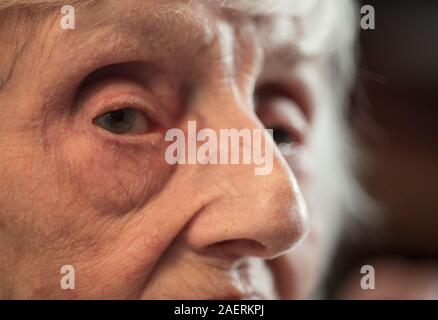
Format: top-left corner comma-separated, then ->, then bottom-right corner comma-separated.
71,0 -> 216,54
29,1 -> 221,98
0,32 -> 30,90
0,6 -> 39,90
0,0 -> 99,91
26,0 -> 216,78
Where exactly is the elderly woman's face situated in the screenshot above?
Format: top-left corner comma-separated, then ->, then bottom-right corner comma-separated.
0,0 -> 332,299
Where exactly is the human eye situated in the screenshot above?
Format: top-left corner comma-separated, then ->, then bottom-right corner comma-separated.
255,82 -> 311,148
93,107 -> 149,135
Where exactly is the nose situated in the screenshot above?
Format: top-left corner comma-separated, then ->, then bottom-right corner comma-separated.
179,98 -> 309,260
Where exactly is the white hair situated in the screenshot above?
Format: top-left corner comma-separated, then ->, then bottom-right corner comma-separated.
222,0 -> 319,15
223,0 -> 356,57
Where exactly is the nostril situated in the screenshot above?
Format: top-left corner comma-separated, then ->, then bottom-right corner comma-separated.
204,239 -> 267,259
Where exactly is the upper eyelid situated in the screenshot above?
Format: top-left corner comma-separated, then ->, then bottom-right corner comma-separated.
95,98 -> 150,117
93,97 -> 163,128
80,62 -> 158,89
75,75 -> 174,128
255,80 -> 313,123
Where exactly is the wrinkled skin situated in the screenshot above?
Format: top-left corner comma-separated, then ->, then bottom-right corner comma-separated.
0,0 -> 326,299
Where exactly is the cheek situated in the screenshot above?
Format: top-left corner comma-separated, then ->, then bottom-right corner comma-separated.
59,132 -> 172,215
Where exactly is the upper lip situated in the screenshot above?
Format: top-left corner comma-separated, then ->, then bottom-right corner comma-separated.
140,256 -> 282,300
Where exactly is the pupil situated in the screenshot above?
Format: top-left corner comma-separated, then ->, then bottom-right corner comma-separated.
107,109 -> 134,132
109,109 -> 128,124
105,108 -> 134,132
94,108 -> 138,134
272,127 -> 290,145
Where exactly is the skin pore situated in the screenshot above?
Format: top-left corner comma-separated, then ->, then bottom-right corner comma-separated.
0,0 -> 334,299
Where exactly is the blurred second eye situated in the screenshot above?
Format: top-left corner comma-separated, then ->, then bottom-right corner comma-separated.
93,108 -> 149,135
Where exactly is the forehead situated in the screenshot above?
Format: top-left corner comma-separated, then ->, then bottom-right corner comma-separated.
0,0 -> 346,42
0,0 -> 349,92
3,0 -> 347,54
4,0 -> 301,61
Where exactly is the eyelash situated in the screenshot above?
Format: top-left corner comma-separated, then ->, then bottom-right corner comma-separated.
254,84 -> 309,145
88,94 -> 166,141
96,98 -> 149,118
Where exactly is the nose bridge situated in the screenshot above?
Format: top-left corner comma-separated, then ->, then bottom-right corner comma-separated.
179,92 -> 309,259
198,83 -> 258,129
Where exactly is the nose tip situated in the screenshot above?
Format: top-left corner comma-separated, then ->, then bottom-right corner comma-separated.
180,154 -> 309,260
243,169 -> 309,258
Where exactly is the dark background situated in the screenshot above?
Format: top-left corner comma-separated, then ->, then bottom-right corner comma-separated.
329,0 -> 438,297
